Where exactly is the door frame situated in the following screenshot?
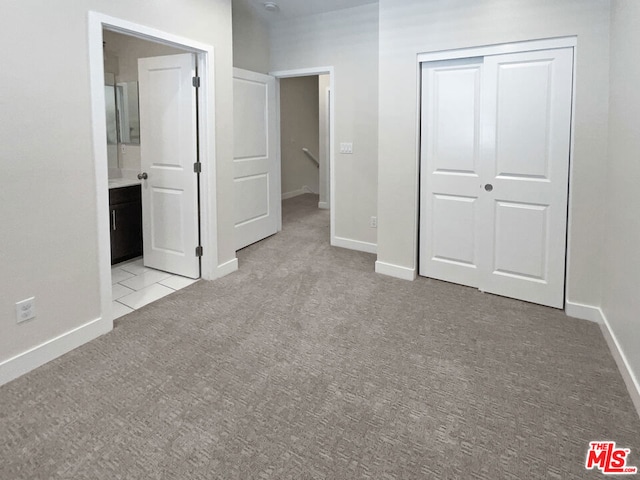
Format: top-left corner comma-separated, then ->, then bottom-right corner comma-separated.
270,67 -> 336,244
416,36 -> 577,309
88,12 -> 219,326
319,84 -> 331,210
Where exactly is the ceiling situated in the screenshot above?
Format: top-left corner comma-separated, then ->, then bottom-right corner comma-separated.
234,0 -> 378,23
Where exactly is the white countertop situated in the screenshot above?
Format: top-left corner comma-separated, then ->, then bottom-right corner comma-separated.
108,178 -> 142,189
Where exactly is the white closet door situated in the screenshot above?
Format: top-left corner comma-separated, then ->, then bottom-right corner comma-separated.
419,48 -> 573,308
419,59 -> 484,287
479,48 -> 573,308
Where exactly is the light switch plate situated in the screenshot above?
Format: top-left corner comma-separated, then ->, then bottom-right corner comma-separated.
340,142 -> 353,154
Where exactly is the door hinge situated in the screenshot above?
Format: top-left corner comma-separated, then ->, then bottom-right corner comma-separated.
193,162 -> 202,174
195,246 -> 203,257
192,76 -> 201,88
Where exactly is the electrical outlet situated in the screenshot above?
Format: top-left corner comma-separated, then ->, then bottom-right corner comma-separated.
16,297 -> 36,323
370,216 -> 378,228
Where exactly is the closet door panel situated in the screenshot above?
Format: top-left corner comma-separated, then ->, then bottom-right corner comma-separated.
419,59 -> 483,287
480,48 -> 573,308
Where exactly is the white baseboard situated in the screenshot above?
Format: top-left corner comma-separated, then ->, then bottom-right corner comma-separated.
318,202 -> 329,210
565,301 -> 604,324
282,185 -> 317,200
333,236 -> 377,254
375,260 -> 417,281
565,302 -> 640,419
0,316 -> 112,387
599,309 -> 640,419
216,257 -> 238,278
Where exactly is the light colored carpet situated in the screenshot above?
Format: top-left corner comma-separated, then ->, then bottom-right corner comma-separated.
1,193 -> 639,479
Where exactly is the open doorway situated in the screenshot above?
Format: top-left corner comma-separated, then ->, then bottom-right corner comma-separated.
89,12 -> 219,327
271,66 -> 337,245
276,74 -> 331,242
279,75 -> 330,211
103,30 -> 202,319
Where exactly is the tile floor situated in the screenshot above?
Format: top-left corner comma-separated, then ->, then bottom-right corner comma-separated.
111,258 -> 199,319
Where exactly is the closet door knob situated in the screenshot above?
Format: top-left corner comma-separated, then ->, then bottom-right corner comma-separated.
137,172 -> 148,180
484,184 -> 493,192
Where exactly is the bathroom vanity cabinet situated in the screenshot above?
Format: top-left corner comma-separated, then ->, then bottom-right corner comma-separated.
109,185 -> 143,265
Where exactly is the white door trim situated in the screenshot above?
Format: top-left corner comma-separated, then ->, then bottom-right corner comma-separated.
88,11 -> 219,329
270,67 -> 336,246
417,36 -> 577,63
416,37 -> 577,310
319,85 -> 331,210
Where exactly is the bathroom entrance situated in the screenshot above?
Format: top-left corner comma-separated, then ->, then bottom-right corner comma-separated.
99,27 -> 207,318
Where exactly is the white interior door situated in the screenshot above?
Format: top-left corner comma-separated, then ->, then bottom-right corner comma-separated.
138,53 -> 200,279
478,48 -> 573,308
419,58 -> 484,287
233,68 -> 279,250
419,48 -> 573,308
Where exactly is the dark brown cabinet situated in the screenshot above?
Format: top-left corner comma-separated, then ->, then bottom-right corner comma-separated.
109,185 -> 143,265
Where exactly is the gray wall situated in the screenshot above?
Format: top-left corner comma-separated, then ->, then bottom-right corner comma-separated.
232,0 -> 270,73
603,0 -> 640,390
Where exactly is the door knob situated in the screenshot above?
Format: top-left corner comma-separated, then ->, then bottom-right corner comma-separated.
137,172 -> 148,180
484,184 -> 493,192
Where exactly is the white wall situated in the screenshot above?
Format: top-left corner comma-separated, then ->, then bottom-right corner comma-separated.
280,76 -> 320,197
270,4 -> 379,248
0,0 -> 235,369
377,0 -> 610,307
602,0 -> 640,390
232,0 -> 270,73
